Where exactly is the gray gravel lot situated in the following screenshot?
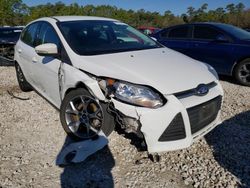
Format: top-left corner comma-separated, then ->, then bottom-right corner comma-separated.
0,66 -> 249,188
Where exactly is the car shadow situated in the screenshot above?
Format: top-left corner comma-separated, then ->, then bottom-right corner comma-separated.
205,110 -> 250,188
57,136 -> 115,188
219,75 -> 239,85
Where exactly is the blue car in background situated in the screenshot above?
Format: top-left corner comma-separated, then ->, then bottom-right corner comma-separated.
153,23 -> 250,86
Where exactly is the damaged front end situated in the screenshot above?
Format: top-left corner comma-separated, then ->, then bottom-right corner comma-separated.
94,77 -> 223,154
96,77 -> 167,152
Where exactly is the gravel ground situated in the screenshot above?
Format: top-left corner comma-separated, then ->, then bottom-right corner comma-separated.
0,66 -> 249,188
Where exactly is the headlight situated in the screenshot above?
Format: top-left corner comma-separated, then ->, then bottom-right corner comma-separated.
99,79 -> 164,108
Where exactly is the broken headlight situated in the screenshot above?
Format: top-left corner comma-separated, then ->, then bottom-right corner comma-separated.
99,79 -> 164,108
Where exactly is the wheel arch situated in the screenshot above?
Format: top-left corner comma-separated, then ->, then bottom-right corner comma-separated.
63,81 -> 106,102
64,82 -> 89,97
14,60 -> 24,71
61,64 -> 106,102
14,60 -> 20,67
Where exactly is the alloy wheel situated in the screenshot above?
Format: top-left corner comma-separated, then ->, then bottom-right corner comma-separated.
65,95 -> 103,139
238,62 -> 250,84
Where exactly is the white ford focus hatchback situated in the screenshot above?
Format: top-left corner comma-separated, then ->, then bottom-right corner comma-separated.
14,16 -> 223,153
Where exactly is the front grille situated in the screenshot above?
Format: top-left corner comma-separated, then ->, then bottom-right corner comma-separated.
174,82 -> 217,99
158,113 -> 186,142
187,96 -> 222,134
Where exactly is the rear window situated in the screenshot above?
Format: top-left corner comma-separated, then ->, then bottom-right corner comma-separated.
168,26 -> 189,39
0,29 -> 21,38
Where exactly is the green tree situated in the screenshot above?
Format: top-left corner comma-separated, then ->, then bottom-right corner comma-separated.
1,1 -> 250,29
0,0 -> 27,25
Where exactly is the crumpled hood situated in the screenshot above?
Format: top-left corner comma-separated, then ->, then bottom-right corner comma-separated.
71,47 -> 217,95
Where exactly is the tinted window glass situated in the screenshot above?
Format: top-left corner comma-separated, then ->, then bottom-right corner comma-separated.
216,24 -> 250,40
194,26 -> 222,40
21,23 -> 39,46
160,29 -> 169,38
0,29 -> 22,39
36,23 -> 60,46
168,26 -> 189,39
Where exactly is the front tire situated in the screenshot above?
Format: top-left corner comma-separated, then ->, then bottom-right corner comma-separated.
15,63 -> 33,92
60,88 -> 115,140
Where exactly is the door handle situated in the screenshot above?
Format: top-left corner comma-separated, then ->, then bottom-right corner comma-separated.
32,57 -> 38,63
194,43 -> 200,47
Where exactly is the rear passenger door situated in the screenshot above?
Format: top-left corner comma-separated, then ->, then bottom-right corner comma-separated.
157,25 -> 193,56
190,25 -> 235,74
32,22 -> 62,106
17,22 -> 39,85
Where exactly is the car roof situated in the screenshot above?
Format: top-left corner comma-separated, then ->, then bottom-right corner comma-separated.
138,26 -> 159,30
166,22 -> 232,29
192,22 -> 233,27
52,16 -> 118,22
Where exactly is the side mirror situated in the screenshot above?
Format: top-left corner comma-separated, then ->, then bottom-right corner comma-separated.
35,43 -> 58,56
215,35 -> 229,43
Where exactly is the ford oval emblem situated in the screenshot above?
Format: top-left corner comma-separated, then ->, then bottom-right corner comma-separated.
195,84 -> 209,96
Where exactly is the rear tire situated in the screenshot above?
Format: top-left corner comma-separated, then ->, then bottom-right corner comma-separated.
234,59 -> 250,86
60,88 -> 115,140
15,63 -> 33,92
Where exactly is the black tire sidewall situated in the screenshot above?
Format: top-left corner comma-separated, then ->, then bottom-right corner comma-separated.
60,88 -> 115,140
234,59 -> 250,87
15,63 -> 32,92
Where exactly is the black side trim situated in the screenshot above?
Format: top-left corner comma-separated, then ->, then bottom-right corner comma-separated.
60,46 -> 72,65
158,113 -> 186,142
51,17 -> 60,22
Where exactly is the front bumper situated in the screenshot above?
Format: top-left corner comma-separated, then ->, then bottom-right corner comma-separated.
111,81 -> 224,153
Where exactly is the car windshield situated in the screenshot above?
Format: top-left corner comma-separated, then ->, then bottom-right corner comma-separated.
58,20 -> 162,55
217,24 -> 250,40
0,29 -> 22,39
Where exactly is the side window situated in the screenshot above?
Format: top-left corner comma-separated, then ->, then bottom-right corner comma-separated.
21,23 -> 39,46
168,26 -> 189,39
36,23 -> 60,47
194,26 -> 222,40
160,29 -> 169,38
